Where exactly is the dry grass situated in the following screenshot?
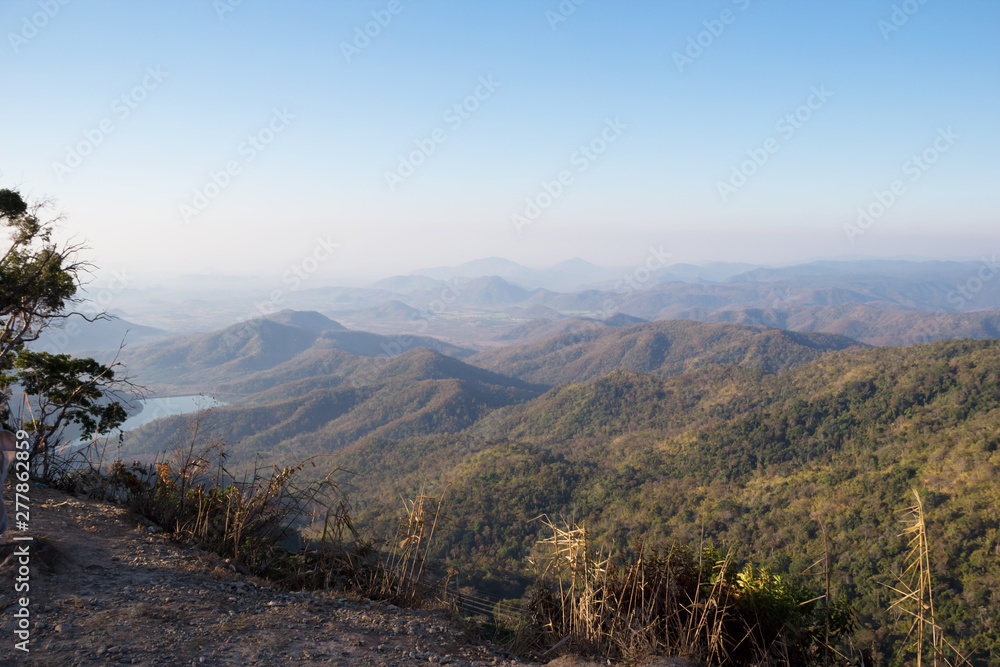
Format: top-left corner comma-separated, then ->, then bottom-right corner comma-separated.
515,516 -> 850,666
49,416 -> 374,592
44,418 -> 464,611
520,516 -> 735,663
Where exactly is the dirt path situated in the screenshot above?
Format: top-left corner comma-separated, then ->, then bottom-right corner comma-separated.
0,485 -> 537,666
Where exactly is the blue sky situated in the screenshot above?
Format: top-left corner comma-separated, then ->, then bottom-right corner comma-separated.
1,0 -> 998,282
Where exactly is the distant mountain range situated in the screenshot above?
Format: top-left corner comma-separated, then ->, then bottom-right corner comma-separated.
339,259 -> 1000,348
407,256 -> 622,291
404,256 -> 759,291
82,258 -> 1000,349
32,314 -> 169,355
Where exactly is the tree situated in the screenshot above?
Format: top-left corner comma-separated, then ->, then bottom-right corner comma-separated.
0,187 -> 135,479
0,188 -> 92,362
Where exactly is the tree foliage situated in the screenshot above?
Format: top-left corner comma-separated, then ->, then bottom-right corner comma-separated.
0,188 -> 86,363
3,350 -> 129,477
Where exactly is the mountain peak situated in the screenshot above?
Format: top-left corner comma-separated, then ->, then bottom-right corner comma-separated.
265,310 -> 346,332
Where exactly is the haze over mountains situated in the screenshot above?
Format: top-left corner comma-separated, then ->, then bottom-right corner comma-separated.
51,256 -> 1000,357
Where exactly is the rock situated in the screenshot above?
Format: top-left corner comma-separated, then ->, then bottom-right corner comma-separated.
547,655 -> 699,666
546,657 -> 602,666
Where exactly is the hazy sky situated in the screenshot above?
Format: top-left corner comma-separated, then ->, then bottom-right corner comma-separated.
2,0 -> 998,284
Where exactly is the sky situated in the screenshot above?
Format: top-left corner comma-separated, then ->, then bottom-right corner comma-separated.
1,0 -> 998,286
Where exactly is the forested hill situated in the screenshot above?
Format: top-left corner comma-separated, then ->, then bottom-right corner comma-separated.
467,319 -> 861,385
112,311 -> 473,396
124,347 -> 544,465
121,319 -> 863,465
335,339 -> 1000,662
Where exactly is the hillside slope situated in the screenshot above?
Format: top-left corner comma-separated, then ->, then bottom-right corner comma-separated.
335,339 -> 1000,663
677,302 -> 1000,346
115,312 -> 473,396
469,319 -> 862,385
124,347 -> 544,466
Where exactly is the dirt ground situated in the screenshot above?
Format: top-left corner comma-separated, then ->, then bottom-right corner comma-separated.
0,485 -> 544,666
0,486 -> 698,667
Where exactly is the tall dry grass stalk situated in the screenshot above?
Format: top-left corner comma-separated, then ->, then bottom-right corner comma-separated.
799,522 -> 856,666
884,489 -> 971,667
371,487 -> 451,604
